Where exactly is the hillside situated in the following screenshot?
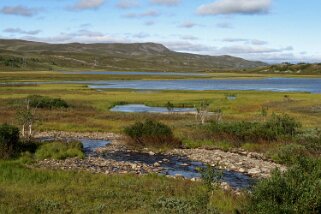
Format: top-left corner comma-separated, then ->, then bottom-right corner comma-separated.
0,39 -> 266,72
251,63 -> 321,75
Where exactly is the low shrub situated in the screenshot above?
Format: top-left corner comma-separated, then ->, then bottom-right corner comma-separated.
200,165 -> 223,191
270,144 -> 308,165
152,196 -> 220,214
18,141 -> 39,154
27,95 -> 69,109
35,142 -> 84,160
247,158 -> 321,213
0,124 -> 20,159
124,120 -> 181,148
303,136 -> 321,155
297,130 -> 321,155
264,113 -> 301,137
205,114 -> 301,145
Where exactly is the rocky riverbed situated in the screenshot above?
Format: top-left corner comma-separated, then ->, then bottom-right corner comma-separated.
167,149 -> 286,179
34,131 -> 121,141
33,131 -> 286,190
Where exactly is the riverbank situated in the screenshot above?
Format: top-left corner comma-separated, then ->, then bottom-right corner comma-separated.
34,131 -> 286,183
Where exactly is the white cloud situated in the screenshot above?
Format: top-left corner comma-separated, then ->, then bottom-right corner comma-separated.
0,5 -> 40,17
124,10 -> 160,18
216,22 -> 233,29
116,0 -> 139,9
3,28 -> 41,35
197,0 -> 271,15
251,39 -> 268,46
218,45 -> 293,54
22,33 -> 128,44
151,0 -> 180,6
163,41 -> 213,52
180,35 -> 199,41
179,21 -> 198,28
222,38 -> 248,42
131,32 -> 150,39
69,0 -> 105,11
222,38 -> 268,46
144,21 -> 155,26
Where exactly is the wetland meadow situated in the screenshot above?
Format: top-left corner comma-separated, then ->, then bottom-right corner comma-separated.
1,70 -> 321,213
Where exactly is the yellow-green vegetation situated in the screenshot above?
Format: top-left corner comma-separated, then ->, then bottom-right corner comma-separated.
0,77 -> 320,158
35,142 -> 84,160
0,83 -> 320,131
0,72 -> 320,213
0,161 -> 246,213
1,71 -> 321,84
0,71 -> 207,82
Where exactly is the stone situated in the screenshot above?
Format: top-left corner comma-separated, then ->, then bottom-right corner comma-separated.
239,168 -> 246,173
153,162 -> 161,167
148,151 -> 155,156
248,168 -> 261,175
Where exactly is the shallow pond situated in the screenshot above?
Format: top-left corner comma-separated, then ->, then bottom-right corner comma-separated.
111,104 -> 196,113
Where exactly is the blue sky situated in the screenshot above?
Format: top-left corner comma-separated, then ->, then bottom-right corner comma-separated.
0,0 -> 320,63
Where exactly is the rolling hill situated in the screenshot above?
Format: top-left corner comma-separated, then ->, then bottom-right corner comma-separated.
0,39 -> 266,72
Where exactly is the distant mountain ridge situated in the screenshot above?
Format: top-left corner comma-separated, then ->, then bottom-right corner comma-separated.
0,39 -> 267,72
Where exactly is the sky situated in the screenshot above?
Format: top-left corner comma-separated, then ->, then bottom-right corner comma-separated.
0,0 -> 320,63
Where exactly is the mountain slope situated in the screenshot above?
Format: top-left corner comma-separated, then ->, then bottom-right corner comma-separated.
0,39 -> 266,72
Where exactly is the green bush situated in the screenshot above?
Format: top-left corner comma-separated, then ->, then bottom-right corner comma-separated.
205,114 -> 301,144
124,120 -> 181,148
264,113 -> 301,137
297,130 -> 321,155
152,196 -> 219,214
270,144 -> 308,165
200,165 -> 223,191
303,136 -> 321,155
0,124 -> 20,159
27,95 -> 69,109
248,158 -> 321,213
35,142 -> 84,160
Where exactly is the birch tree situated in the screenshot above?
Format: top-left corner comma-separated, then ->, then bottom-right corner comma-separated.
195,101 -> 210,125
16,99 -> 37,139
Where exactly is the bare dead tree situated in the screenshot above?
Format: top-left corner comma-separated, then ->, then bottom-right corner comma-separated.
16,99 -> 38,140
165,101 -> 174,114
213,108 -> 223,122
195,101 -> 210,125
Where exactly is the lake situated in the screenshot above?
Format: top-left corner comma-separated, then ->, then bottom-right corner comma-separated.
89,78 -> 321,93
1,77 -> 321,93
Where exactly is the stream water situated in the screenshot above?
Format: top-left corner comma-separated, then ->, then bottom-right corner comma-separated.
80,139 -> 255,189
36,137 -> 255,189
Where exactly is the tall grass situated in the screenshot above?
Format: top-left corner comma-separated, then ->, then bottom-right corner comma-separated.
35,142 -> 84,160
0,161 -> 223,213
